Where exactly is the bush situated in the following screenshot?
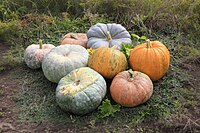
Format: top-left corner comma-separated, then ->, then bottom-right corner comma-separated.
83,0 -> 200,36
1,0 -> 199,37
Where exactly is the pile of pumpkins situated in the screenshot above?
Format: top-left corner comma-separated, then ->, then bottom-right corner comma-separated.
24,23 -> 170,115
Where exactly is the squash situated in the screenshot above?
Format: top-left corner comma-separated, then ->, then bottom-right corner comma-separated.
88,46 -> 128,79
129,40 -> 170,81
60,33 -> 88,48
56,67 -> 107,115
42,45 -> 89,83
87,23 -> 132,49
110,70 -> 153,107
24,39 -> 55,69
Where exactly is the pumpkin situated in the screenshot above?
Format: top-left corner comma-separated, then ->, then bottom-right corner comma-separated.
42,45 -> 89,83
88,46 -> 128,79
24,39 -> 55,69
56,67 -> 107,115
60,33 -> 88,48
87,23 -> 132,49
129,39 -> 170,81
110,70 -> 153,107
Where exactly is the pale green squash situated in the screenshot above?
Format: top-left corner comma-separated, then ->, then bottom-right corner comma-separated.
56,67 -> 107,115
42,45 -> 89,83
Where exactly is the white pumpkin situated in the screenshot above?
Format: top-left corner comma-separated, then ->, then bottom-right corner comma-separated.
24,39 -> 55,69
42,45 -> 89,83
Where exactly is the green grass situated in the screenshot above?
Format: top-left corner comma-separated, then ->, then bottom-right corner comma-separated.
0,13 -> 196,131
0,1 -> 199,131
12,61 -> 190,132
0,112 -> 4,118
0,89 -> 4,97
0,45 -> 24,72
12,33 -> 192,131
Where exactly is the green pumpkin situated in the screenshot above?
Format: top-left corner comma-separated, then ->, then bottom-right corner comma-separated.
42,45 -> 89,83
56,67 -> 107,115
87,23 -> 132,49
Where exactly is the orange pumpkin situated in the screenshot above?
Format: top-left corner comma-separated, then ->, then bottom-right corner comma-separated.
60,33 -> 88,48
88,46 -> 128,79
129,40 -> 170,81
110,70 -> 153,107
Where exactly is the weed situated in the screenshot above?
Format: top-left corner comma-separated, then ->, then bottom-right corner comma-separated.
0,112 -> 4,118
0,89 -> 4,97
97,99 -> 121,119
0,21 -> 19,43
0,45 -> 24,71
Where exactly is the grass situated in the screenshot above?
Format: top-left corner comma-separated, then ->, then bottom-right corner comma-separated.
0,112 -> 4,118
0,45 -> 24,72
0,1 -> 199,131
0,13 -> 198,131
10,33 -> 194,132
0,89 -> 4,97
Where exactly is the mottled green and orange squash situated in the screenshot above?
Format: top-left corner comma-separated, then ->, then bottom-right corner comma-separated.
110,70 -> 153,107
88,46 -> 128,79
24,39 -> 55,69
129,40 -> 170,81
56,67 -> 107,115
42,45 -> 89,83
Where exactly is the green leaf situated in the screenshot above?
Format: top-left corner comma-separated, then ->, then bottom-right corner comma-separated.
140,36 -> 147,40
131,34 -> 140,39
98,99 -> 121,118
120,42 -> 133,60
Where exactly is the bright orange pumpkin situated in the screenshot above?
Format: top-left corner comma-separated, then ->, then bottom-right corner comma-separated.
110,70 -> 153,107
88,46 -> 128,79
60,33 -> 88,48
129,40 -> 170,81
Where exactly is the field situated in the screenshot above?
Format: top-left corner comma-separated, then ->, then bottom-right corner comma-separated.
0,0 -> 200,132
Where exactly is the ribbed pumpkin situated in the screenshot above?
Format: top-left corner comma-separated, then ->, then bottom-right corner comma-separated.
56,67 -> 107,115
88,46 -> 128,79
110,70 -> 153,107
60,33 -> 88,48
24,39 -> 55,69
87,23 -> 132,49
129,40 -> 170,81
42,45 -> 89,83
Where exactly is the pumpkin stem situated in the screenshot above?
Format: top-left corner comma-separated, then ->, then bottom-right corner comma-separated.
111,45 -> 118,50
146,39 -> 152,48
87,48 -> 94,55
128,69 -> 134,81
70,34 -> 78,40
73,80 -> 80,86
106,31 -> 112,41
39,39 -> 43,49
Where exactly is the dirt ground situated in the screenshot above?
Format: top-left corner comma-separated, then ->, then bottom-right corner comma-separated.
0,43 -> 200,133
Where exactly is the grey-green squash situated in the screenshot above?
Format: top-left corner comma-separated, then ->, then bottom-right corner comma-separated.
56,67 -> 107,115
87,23 -> 132,49
42,45 -> 89,83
